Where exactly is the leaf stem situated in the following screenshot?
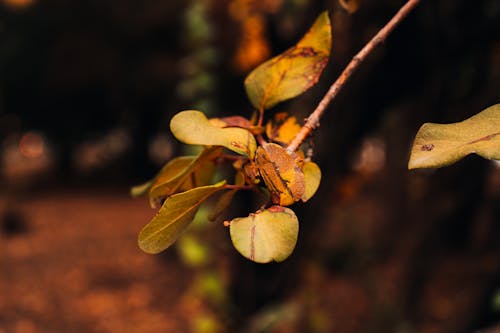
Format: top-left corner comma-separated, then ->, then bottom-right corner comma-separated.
224,184 -> 254,190
287,0 -> 421,153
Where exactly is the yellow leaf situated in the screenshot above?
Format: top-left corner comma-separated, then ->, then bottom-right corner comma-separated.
230,206 -> 299,263
138,181 -> 227,254
255,143 -> 305,206
302,161 -> 321,202
244,11 -> 331,110
408,104 -> 500,169
171,110 -> 257,158
265,112 -> 302,145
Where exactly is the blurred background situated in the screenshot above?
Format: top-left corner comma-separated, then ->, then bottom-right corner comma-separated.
0,0 -> 499,332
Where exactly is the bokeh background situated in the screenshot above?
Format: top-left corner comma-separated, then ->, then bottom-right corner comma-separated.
1,0 -> 499,332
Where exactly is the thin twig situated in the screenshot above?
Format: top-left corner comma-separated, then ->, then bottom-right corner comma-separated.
287,0 -> 421,153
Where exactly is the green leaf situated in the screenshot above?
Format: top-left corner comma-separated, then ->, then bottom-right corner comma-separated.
302,161 -> 321,202
409,104 -> 500,169
149,147 -> 221,205
138,181 -> 226,254
244,11 -> 331,110
230,206 -> 299,263
170,110 -> 257,157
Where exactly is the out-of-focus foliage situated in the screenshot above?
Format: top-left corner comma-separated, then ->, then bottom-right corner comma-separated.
338,0 -> 363,14
409,104 -> 500,169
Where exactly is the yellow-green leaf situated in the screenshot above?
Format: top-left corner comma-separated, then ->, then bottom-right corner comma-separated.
408,104 -> 500,169
149,147 -> 221,204
138,181 -> 227,254
265,112 -> 302,145
302,161 -> 321,202
171,110 -> 257,157
256,143 -> 305,206
244,11 -> 331,110
230,206 -> 299,263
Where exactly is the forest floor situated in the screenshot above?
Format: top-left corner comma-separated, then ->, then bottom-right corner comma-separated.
0,187 -> 191,333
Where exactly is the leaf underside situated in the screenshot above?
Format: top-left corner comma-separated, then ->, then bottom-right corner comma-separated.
244,11 -> 332,111
408,104 -> 500,169
230,206 -> 299,263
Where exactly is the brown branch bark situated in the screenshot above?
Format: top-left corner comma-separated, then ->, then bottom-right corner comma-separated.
287,0 -> 422,153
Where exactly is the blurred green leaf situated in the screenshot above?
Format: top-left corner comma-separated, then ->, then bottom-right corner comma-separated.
409,104 -> 500,169
230,206 -> 299,263
130,180 -> 154,198
302,161 -> 321,202
138,181 -> 226,254
177,234 -> 211,267
244,11 -> 331,110
170,110 -> 257,157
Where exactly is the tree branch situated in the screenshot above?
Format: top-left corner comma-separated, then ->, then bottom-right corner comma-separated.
287,0 -> 422,153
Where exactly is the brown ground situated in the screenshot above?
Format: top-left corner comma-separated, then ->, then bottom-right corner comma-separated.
0,188 -> 191,333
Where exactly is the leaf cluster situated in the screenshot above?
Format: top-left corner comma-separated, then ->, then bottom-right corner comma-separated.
132,12 -> 331,263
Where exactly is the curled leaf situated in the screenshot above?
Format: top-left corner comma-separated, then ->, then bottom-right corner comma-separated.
408,104 -> 500,169
302,161 -> 321,202
147,148 -> 221,206
244,11 -> 331,110
265,112 -> 301,145
230,206 -> 299,263
138,181 -> 227,254
255,143 -> 305,206
171,110 -> 257,157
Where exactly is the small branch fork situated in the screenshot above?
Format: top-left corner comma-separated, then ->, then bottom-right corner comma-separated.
287,0 -> 422,153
